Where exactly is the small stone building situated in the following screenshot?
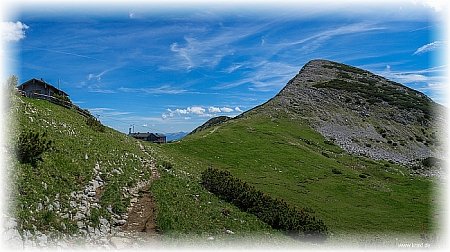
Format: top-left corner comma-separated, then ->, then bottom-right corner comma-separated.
129,132 -> 166,144
17,78 -> 69,98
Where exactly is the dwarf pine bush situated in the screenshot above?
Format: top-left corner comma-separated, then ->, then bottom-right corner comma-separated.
201,167 -> 328,240
86,116 -> 105,132
17,130 -> 53,167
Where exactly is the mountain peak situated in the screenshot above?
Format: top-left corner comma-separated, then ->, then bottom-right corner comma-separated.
283,59 -> 375,91
303,58 -> 336,66
258,60 -> 443,169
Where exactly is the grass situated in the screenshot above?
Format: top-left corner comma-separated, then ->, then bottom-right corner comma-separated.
150,172 -> 281,239
12,94 -> 437,245
13,95 -> 285,241
12,96 -> 152,234
144,144 -> 286,240
154,111 -> 436,241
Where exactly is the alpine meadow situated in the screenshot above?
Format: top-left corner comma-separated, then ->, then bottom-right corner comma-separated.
2,1 -> 447,249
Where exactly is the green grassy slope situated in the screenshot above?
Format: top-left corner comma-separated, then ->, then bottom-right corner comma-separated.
11,94 -> 437,244
13,96 -> 151,233
156,110 -> 436,239
12,96 -> 281,241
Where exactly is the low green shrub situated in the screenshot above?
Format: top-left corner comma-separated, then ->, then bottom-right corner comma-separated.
321,151 -> 331,158
86,116 -> 105,132
332,168 -> 342,175
16,130 -> 53,167
313,78 -> 432,118
323,140 -> 335,146
201,167 -> 328,240
338,72 -> 352,79
159,160 -> 173,170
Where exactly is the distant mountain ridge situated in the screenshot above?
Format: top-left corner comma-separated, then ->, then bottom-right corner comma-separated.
165,132 -> 188,142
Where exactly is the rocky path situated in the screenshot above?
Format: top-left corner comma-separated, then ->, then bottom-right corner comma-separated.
2,141 -> 161,249
122,188 -> 157,233
122,142 -> 159,235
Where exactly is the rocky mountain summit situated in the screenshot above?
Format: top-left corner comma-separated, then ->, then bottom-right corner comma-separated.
255,59 -> 444,173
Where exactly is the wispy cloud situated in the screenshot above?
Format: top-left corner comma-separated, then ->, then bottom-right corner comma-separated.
380,64 -> 446,84
379,65 -> 446,104
170,40 -> 196,70
1,21 -> 29,42
215,61 -> 298,91
270,22 -> 385,55
25,46 -> 107,62
87,88 -> 117,94
212,22 -> 385,92
224,63 -> 244,73
168,23 -> 269,70
118,85 -> 188,95
413,41 -> 444,55
87,107 -> 133,117
87,67 -> 120,81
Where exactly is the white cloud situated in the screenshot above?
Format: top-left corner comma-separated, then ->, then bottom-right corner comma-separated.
413,41 -> 443,55
209,106 -> 221,113
220,107 -> 234,113
176,109 -> 188,114
1,21 -> 29,42
188,106 -> 206,115
163,106 -> 206,119
163,105 -> 242,120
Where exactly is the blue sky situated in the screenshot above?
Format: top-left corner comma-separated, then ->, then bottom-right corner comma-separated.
4,2 -> 447,133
